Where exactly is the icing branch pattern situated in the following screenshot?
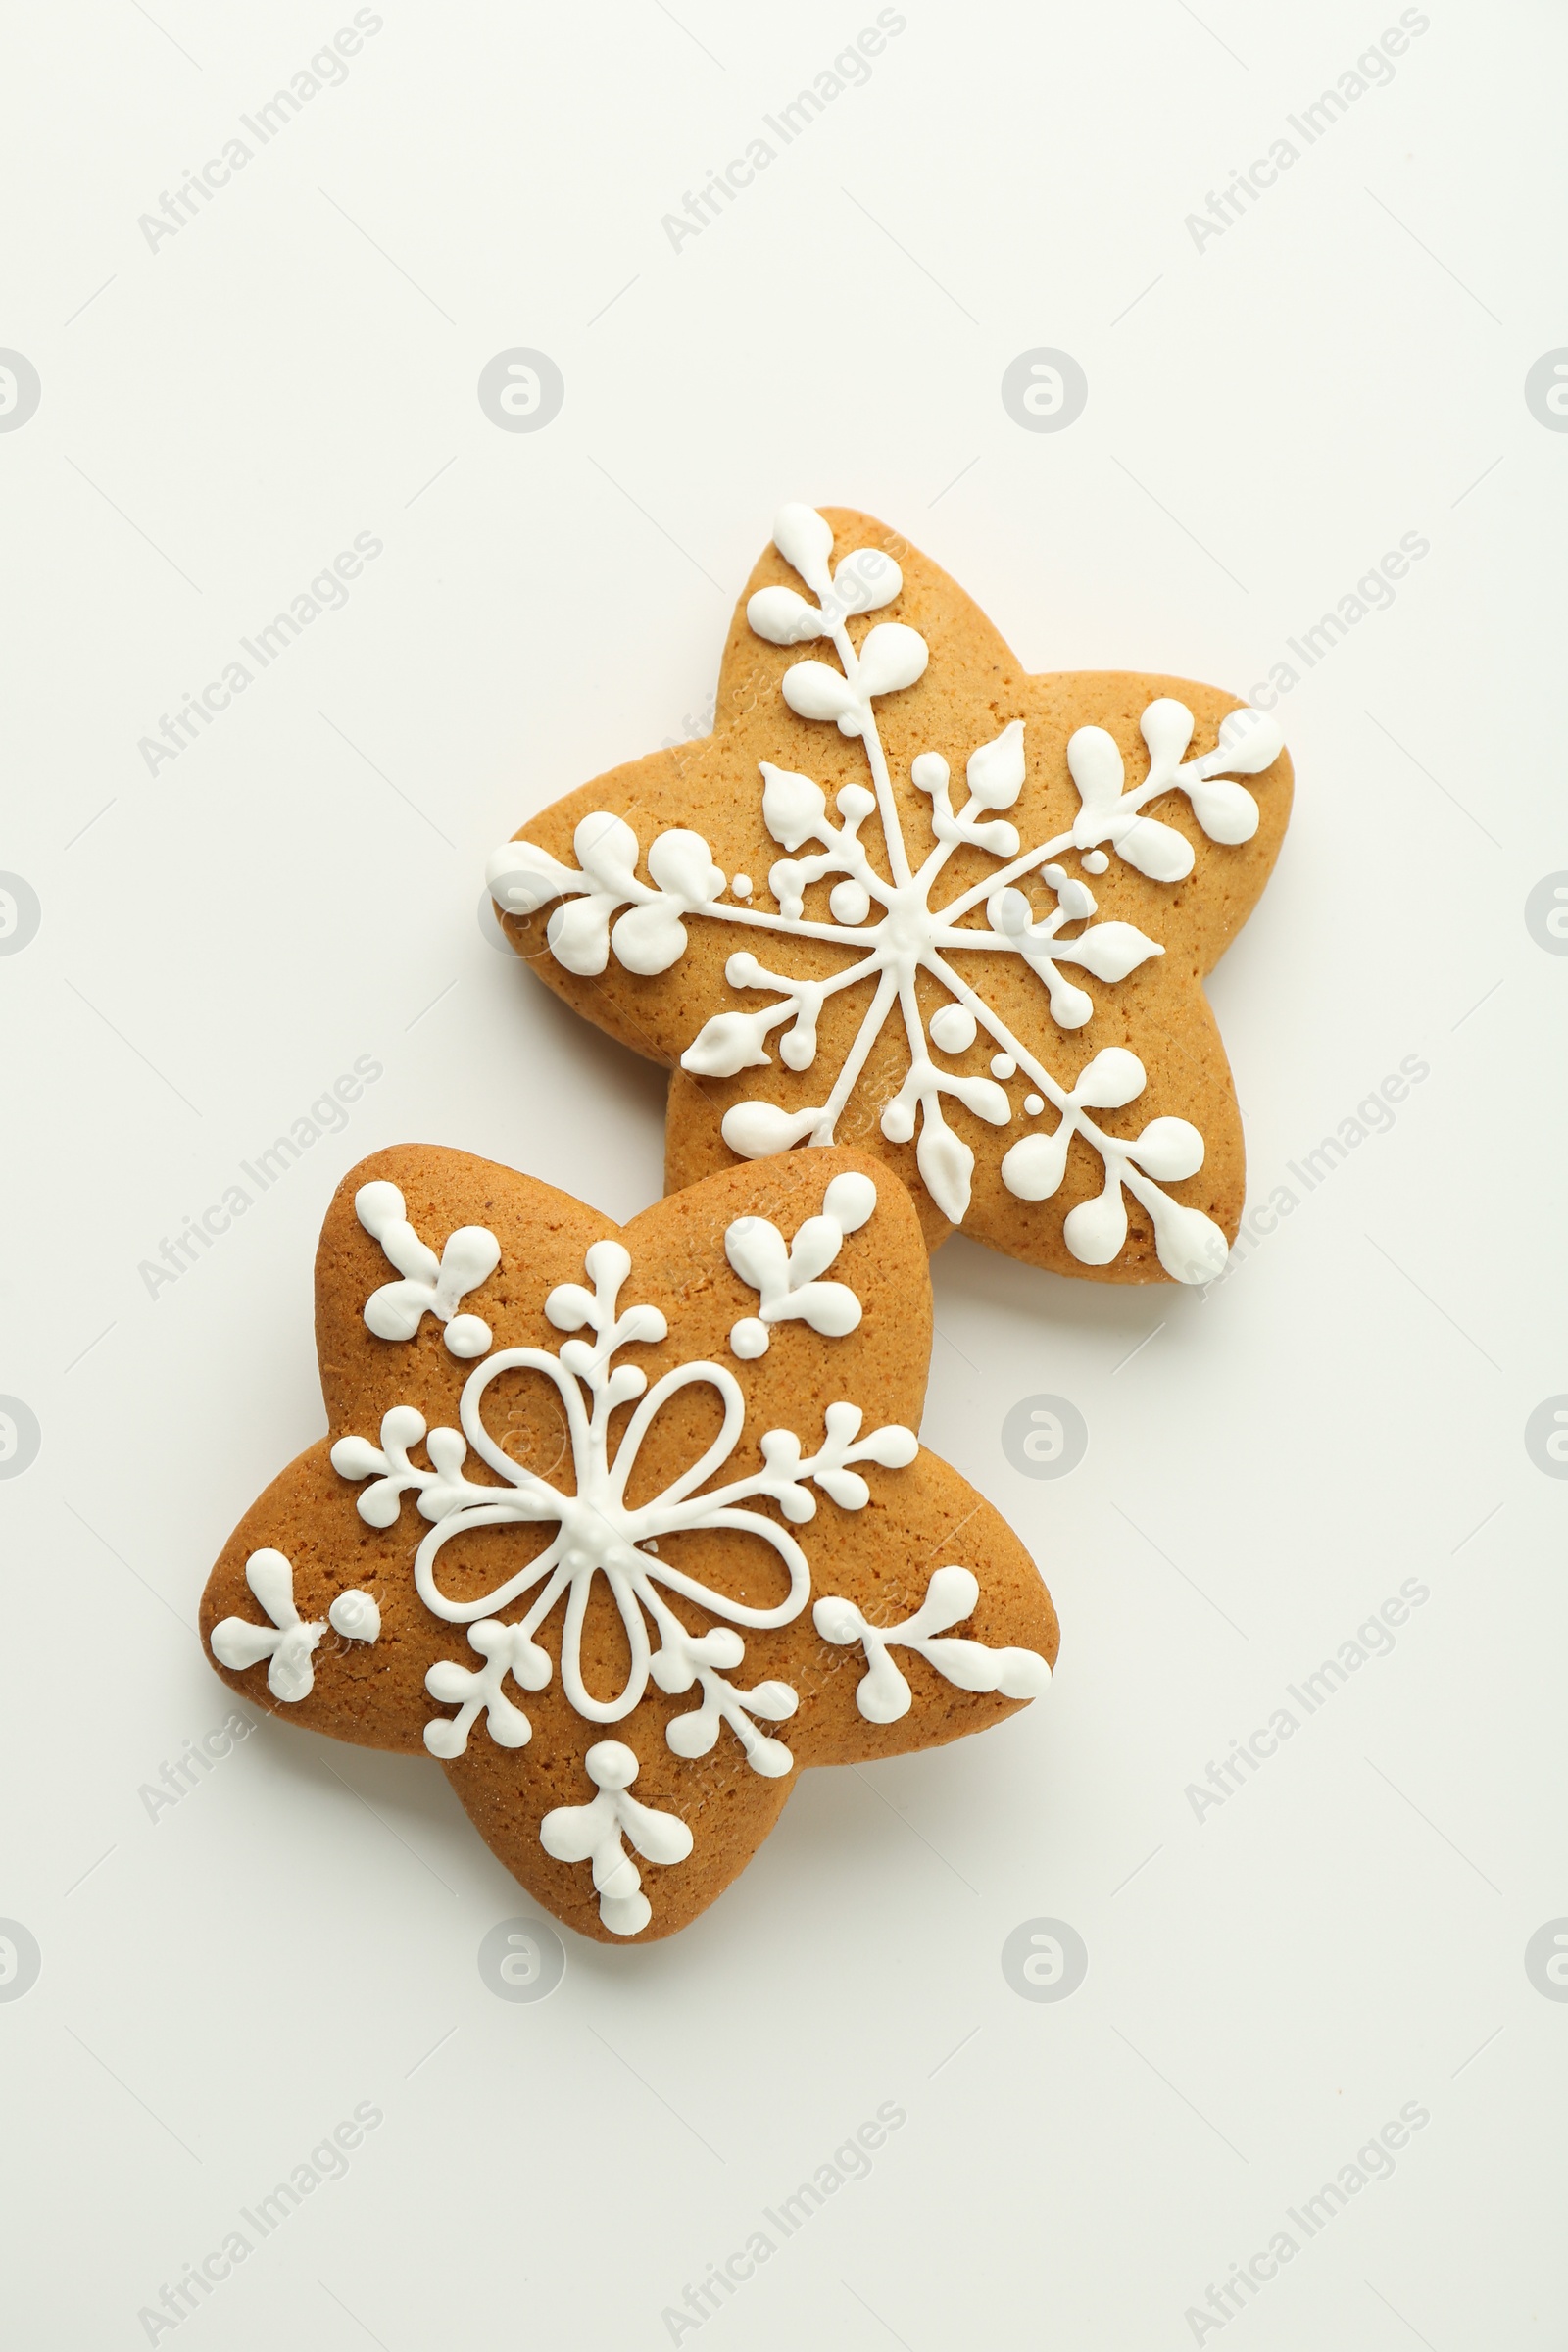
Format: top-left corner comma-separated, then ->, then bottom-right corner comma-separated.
814,1566 -> 1052,1724
539,1740 -> 693,1936
487,504 -> 1285,1284
355,1180 -> 501,1359
210,1548 -> 381,1704
724,1166 -> 876,1359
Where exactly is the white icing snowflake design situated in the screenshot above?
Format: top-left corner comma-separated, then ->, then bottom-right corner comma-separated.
538,1740 -> 693,1938
354,1180 -> 500,1358
210,1548 -> 381,1703
813,1566 -> 1046,1726
488,504 -> 1285,1284
320,1172 -> 1051,1933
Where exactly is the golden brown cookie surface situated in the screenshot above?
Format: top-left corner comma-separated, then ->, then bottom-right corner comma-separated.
199,1145 -> 1058,1942
489,504 -> 1293,1284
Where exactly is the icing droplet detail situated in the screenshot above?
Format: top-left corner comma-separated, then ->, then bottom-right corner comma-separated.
729,1316 -> 768,1359
930,1004 -> 977,1054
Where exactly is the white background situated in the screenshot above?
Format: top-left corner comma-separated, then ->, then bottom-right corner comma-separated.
2,1 -> 1564,2344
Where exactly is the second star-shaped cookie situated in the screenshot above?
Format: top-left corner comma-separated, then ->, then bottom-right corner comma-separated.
489,502 -> 1293,1284
200,1145 -> 1058,1942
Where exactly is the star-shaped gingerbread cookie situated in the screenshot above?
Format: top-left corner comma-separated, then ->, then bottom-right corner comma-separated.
200,1145 -> 1058,1941
488,504 -> 1292,1285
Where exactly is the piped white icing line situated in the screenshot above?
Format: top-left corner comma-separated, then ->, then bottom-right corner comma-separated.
487,504 -> 1285,1284
539,1740 -> 694,1936
647,1620 -> 798,1776
355,1181 -> 501,1359
330,1238 -> 918,1780
998,1047 -> 1219,1283
724,1169 -> 876,1359
210,1548 -> 381,1704
422,1620 -> 545,1758
813,1565 -> 1053,1724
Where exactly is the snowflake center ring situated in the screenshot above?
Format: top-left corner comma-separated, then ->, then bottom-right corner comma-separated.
204,1148 -> 1061,1940
331,1205 -> 921,1761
